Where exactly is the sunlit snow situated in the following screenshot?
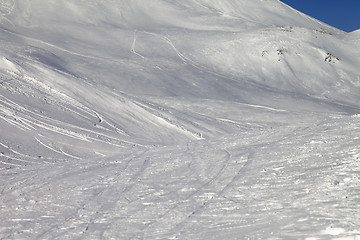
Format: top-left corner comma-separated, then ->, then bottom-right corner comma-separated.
1,0 -> 359,239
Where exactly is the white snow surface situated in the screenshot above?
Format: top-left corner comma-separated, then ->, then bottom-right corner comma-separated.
0,0 -> 360,239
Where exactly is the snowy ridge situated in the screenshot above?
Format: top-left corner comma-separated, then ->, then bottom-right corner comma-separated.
0,0 -> 360,239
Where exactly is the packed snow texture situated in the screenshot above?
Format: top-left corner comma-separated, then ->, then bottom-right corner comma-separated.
0,0 -> 359,239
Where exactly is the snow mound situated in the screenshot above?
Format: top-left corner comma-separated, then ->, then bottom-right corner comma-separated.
0,57 -> 20,74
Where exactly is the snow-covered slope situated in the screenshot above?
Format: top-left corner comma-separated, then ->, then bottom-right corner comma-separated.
1,0 -> 338,30
1,0 -> 359,239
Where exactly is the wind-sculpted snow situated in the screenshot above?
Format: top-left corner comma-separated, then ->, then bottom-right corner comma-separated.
2,0 -> 342,31
1,115 -> 360,239
0,0 -> 360,239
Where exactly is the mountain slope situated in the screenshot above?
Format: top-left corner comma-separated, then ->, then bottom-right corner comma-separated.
1,0 -> 359,239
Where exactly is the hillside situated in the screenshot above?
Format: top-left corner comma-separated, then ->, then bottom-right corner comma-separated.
1,0 -> 359,239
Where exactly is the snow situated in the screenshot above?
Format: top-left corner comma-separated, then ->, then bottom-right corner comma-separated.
0,0 -> 359,239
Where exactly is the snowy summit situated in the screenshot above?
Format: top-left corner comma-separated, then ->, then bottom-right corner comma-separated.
0,0 -> 359,239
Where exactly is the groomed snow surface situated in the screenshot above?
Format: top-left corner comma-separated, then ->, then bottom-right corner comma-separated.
1,0 -> 360,239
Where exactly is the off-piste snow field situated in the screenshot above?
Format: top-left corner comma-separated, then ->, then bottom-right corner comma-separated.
0,0 -> 360,239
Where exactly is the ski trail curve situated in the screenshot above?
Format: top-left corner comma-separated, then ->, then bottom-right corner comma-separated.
131,30 -> 145,59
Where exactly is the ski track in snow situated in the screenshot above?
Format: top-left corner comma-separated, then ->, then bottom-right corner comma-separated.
142,30 -> 290,110
0,27 -> 100,61
0,1 -> 360,239
2,119 -> 357,239
131,30 -> 145,59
